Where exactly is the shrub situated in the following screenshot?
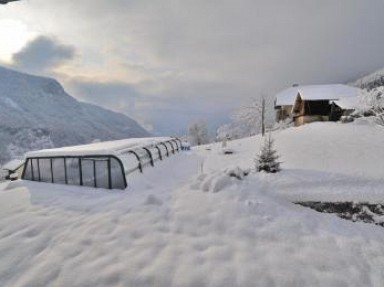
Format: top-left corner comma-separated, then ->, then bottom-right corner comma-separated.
255,134 -> 281,173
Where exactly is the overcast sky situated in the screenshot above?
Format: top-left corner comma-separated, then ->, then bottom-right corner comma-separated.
1,0 -> 384,134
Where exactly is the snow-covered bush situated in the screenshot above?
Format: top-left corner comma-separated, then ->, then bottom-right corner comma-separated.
226,167 -> 250,180
255,134 -> 281,173
353,87 -> 384,125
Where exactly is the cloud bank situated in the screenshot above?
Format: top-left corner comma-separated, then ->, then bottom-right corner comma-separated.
2,0 -> 384,134
12,36 -> 75,74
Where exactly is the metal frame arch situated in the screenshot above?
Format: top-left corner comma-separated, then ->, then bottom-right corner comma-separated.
159,142 -> 169,157
167,141 -> 175,154
127,150 -> 143,173
142,147 -> 154,167
155,145 -> 163,161
171,139 -> 179,151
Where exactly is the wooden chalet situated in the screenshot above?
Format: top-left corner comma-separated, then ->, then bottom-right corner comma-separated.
275,84 -> 363,126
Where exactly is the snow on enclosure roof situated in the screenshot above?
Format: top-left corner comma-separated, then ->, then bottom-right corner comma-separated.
275,84 -> 363,106
25,137 -> 175,158
1,159 -> 24,171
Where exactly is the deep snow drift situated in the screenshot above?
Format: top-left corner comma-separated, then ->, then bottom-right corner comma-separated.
1,122 -> 384,287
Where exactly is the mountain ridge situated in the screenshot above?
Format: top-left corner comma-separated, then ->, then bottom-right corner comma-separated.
0,66 -> 149,164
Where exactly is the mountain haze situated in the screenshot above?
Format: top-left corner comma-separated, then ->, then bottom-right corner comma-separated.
0,66 -> 149,164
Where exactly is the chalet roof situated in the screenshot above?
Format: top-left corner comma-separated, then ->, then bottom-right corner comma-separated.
275,84 -> 363,106
333,96 -> 360,110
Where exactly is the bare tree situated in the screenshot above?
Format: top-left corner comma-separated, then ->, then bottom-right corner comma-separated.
188,120 -> 209,146
261,97 -> 265,136
232,98 -> 262,135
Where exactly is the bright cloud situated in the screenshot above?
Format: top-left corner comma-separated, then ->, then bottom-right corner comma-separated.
1,0 -> 384,134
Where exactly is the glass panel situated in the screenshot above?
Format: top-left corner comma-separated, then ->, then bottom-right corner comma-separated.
66,158 -> 80,186
165,142 -> 174,153
170,140 -> 177,150
171,141 -> 177,151
95,159 -> 109,189
136,149 -> 150,166
31,159 -> 39,181
110,158 -> 125,189
39,159 -> 52,183
168,141 -> 175,152
81,159 -> 95,187
23,159 -> 32,180
52,158 -> 66,184
149,147 -> 160,161
158,145 -> 167,157
143,149 -> 153,164
120,153 -> 140,174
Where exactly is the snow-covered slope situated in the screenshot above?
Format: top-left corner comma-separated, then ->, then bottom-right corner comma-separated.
351,67 -> 384,90
1,122 -> 384,286
0,66 -> 149,164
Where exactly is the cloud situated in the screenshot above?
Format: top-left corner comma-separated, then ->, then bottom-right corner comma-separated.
3,0 -> 384,134
65,78 -> 235,135
67,80 -> 140,115
12,35 -> 75,73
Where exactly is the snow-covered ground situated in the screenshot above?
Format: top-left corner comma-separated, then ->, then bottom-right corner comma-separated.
2,122 -> 384,286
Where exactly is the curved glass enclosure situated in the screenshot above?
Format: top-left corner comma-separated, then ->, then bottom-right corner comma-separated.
22,137 -> 182,190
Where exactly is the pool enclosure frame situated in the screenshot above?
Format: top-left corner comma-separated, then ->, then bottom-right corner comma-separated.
22,138 -> 182,190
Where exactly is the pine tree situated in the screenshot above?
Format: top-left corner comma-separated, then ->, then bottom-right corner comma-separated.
255,134 -> 281,173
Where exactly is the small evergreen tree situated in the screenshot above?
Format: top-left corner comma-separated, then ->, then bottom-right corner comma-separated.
255,133 -> 281,173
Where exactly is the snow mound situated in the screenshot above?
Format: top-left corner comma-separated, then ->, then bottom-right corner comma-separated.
145,194 -> 163,206
191,167 -> 249,193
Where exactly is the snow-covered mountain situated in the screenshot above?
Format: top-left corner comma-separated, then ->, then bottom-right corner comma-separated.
0,66 -> 149,164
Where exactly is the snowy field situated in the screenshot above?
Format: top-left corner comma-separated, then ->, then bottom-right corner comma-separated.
2,122 -> 384,286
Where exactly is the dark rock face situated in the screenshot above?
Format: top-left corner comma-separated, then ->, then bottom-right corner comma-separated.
297,201 -> 384,227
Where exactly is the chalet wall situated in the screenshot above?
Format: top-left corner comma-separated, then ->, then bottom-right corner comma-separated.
276,105 -> 293,121
294,115 -> 329,126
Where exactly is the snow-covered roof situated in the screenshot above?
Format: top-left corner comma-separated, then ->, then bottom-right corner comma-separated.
333,97 -> 359,110
275,84 -> 363,106
25,137 -> 175,158
1,159 -> 24,171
